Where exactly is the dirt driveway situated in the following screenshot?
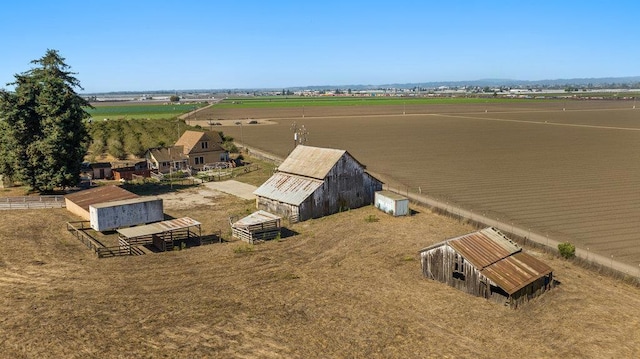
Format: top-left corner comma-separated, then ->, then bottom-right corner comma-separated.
203,180 -> 257,200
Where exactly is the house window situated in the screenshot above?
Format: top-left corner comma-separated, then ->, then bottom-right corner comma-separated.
201,141 -> 208,149
194,156 -> 204,165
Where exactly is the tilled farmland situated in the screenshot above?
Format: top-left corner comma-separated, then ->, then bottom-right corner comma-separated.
202,100 -> 640,268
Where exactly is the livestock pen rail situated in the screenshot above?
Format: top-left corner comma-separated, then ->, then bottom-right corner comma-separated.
0,195 -> 65,210
66,221 -> 134,258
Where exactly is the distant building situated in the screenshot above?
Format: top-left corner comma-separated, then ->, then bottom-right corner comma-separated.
254,145 -> 383,222
146,130 -> 228,173
112,161 -> 150,181
89,162 -> 112,180
420,227 -> 554,308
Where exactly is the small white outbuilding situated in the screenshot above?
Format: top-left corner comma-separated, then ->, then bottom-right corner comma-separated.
374,190 -> 409,216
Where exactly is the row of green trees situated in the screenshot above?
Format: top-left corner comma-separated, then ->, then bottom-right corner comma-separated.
0,50 -> 89,192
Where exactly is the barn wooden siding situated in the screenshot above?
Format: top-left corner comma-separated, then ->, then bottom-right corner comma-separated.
421,244 -> 495,300
254,146 -> 382,222
298,153 -> 382,221
420,228 -> 554,308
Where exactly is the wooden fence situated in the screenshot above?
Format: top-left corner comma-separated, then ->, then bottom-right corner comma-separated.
0,195 -> 65,210
66,221 -> 133,258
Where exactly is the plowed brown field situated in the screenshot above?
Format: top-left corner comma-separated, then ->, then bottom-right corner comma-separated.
201,100 -> 640,267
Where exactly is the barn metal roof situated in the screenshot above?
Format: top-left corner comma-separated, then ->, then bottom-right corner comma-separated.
481,252 -> 553,295
447,227 -> 521,270
65,185 -> 139,211
232,210 -> 281,229
90,196 -> 161,209
117,217 -> 201,238
420,227 -> 552,295
253,172 -> 323,206
277,145 -> 347,179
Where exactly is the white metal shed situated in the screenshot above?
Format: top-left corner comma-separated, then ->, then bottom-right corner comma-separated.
374,190 -> 409,216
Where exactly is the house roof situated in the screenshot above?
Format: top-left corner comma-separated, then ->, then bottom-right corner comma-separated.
253,172 -> 324,206
175,130 -> 224,154
147,146 -> 188,163
421,227 -> 552,295
277,145 -> 349,180
90,162 -> 112,169
65,185 -> 139,212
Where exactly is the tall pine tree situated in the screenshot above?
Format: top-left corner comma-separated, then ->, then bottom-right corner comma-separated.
0,50 -> 90,192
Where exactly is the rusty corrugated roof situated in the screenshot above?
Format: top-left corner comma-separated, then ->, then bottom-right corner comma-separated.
448,227 -> 520,269
117,217 -> 201,238
65,185 -> 139,211
421,227 -> 552,296
253,172 -> 323,205
90,196 -> 161,209
481,252 -> 553,295
277,145 -> 346,179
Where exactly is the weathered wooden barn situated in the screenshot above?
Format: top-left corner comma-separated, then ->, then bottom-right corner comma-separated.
420,227 -> 553,308
253,145 -> 383,222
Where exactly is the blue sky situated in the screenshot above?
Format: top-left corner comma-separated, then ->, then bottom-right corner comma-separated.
1,1 -> 638,93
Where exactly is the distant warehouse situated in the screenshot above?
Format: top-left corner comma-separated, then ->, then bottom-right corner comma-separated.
254,145 -> 383,222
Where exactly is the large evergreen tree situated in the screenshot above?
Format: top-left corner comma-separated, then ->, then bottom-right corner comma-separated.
0,49 -> 91,192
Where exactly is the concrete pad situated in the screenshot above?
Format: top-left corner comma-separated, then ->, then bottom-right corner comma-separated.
203,180 -> 257,200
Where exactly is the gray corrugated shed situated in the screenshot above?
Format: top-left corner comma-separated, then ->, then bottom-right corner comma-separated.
117,217 -> 201,238
277,145 -> 346,179
253,172 -> 323,205
233,210 -> 281,228
65,185 -> 139,211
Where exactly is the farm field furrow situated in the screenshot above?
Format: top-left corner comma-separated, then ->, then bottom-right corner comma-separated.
206,101 -> 640,267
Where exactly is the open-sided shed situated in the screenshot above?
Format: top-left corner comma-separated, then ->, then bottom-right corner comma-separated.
420,227 -> 553,308
117,217 -> 202,252
231,210 -> 281,244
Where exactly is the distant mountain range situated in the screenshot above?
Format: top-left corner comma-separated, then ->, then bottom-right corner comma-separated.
85,76 -> 640,95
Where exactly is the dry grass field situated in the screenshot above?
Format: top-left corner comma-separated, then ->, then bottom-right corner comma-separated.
1,185 -> 640,358
205,100 -> 640,268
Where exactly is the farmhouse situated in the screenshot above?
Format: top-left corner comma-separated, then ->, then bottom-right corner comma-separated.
146,130 -> 229,173
420,227 -> 553,308
145,146 -> 188,174
253,145 -> 382,222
